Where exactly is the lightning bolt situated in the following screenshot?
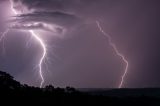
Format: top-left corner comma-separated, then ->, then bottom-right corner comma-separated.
10,0 -> 45,88
30,31 -> 45,88
96,21 -> 129,88
0,29 -> 9,42
0,29 -> 9,54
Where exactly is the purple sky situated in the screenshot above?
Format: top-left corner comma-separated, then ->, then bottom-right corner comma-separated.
0,0 -> 160,88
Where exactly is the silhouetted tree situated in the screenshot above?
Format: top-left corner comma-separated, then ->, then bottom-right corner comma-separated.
45,85 -> 55,92
1,70 -> 160,105
0,70 -> 21,90
66,86 -> 76,93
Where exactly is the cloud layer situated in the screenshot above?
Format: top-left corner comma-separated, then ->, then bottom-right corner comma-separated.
10,0 -> 85,33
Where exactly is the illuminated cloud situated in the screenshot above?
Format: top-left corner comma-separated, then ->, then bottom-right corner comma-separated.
10,0 -> 83,33
11,12 -> 81,27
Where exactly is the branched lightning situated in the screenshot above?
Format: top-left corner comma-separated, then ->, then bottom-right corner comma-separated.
96,21 -> 129,88
1,0 -> 128,88
10,0 -> 45,88
30,31 -> 45,88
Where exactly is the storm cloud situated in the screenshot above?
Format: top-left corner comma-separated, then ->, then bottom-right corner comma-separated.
10,0 -> 86,33
13,12 -> 81,26
0,0 -> 160,88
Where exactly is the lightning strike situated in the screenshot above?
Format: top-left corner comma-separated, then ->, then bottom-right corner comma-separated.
96,21 -> 129,88
30,31 -> 45,88
0,29 -> 9,42
10,0 -> 45,88
0,29 -> 9,54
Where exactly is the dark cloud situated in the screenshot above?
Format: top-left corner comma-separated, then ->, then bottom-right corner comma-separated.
12,0 -> 109,20
11,0 -> 120,25
14,0 -> 83,11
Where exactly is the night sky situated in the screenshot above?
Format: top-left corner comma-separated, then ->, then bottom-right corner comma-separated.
0,0 -> 160,88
